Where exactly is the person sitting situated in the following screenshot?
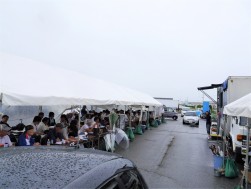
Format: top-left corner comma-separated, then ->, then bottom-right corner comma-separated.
38,112 -> 44,119
48,112 -> 56,126
46,123 -> 65,145
60,114 -> 69,140
101,117 -> 110,128
68,119 -> 78,137
37,117 -> 49,134
0,115 -> 18,143
0,124 -> 12,147
31,116 -> 42,133
0,115 -> 11,129
92,117 -> 100,129
31,116 -> 42,143
68,132 -> 78,144
18,125 -> 40,146
79,119 -> 93,134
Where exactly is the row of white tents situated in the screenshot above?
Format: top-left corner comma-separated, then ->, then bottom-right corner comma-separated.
0,52 -> 162,108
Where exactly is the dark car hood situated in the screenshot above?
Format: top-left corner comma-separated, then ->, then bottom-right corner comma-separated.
0,146 -> 129,189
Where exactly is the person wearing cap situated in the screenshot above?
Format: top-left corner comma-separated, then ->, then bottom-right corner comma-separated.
18,125 -> 40,146
0,124 -> 12,147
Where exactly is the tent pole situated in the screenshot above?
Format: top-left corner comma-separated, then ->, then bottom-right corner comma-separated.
139,106 -> 143,125
76,105 -> 81,148
244,118 -> 250,189
129,107 -> 132,128
223,115 -> 227,169
38,106 -> 42,113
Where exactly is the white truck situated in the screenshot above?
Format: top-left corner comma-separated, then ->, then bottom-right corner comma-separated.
218,76 -> 251,161
154,98 -> 179,110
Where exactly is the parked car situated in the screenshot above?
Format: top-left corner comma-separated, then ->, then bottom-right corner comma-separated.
183,111 -> 199,126
181,108 -> 190,117
0,147 -> 148,189
163,110 -> 178,120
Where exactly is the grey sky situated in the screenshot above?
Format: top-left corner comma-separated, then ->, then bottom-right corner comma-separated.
0,0 -> 250,102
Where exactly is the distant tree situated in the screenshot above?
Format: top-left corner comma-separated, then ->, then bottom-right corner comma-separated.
197,105 -> 202,109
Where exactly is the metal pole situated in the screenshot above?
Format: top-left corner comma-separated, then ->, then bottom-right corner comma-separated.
129,107 -> 132,128
223,115 -> 226,169
76,105 -> 81,148
244,118 -> 250,189
38,106 -> 42,113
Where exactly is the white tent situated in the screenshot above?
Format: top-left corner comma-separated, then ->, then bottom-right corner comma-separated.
0,53 -> 161,107
223,93 -> 251,189
223,93 -> 251,117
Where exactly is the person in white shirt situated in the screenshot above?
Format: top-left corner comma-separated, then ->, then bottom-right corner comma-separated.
60,114 -> 69,140
0,124 -> 12,147
79,119 -> 93,134
37,117 -> 49,134
31,116 -> 42,133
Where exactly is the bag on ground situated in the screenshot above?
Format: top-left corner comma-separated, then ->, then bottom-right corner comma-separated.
225,158 -> 239,178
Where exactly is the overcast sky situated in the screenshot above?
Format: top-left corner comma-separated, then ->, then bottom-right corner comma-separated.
0,0 -> 250,102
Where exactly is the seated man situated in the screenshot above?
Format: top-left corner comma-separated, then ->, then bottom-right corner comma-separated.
79,119 -> 93,134
46,123 -> 64,145
0,124 -> 12,147
0,115 -> 11,129
0,115 -> 17,143
37,117 -> 49,134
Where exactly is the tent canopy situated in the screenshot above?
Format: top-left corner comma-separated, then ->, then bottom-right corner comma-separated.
0,53 -> 162,107
223,93 -> 251,118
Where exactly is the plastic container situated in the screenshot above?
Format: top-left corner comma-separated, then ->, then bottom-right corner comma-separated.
214,155 -> 223,170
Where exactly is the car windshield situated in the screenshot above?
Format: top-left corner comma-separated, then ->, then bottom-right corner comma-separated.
185,112 -> 197,116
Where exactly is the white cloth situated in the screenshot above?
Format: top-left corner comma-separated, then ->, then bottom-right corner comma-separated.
0,135 -> 12,147
25,136 -> 31,146
79,124 -> 92,133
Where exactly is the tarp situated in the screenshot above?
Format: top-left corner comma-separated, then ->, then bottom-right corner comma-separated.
0,53 -> 162,107
223,93 -> 251,118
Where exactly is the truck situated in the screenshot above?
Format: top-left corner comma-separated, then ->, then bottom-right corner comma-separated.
218,76 -> 251,161
154,98 -> 179,110
198,76 -> 251,161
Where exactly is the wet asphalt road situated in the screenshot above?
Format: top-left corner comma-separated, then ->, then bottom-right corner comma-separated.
116,116 -> 241,189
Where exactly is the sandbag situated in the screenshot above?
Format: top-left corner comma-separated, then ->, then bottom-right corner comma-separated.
151,120 -> 158,128
134,125 -> 143,135
126,128 -> 135,141
225,158 -> 239,178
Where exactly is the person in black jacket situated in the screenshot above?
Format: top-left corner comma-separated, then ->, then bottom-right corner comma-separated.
41,123 -> 64,145
205,111 -> 211,139
48,112 -> 56,126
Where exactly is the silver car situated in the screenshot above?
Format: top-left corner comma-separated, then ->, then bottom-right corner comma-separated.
183,111 -> 199,126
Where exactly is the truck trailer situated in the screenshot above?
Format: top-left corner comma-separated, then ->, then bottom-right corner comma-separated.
198,76 -> 251,161
218,76 -> 251,161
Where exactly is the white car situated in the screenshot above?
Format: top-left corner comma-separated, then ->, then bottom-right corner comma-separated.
183,111 -> 199,126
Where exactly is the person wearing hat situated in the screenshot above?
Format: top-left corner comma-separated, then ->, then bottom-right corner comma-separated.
0,124 -> 12,147
18,125 -> 40,146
